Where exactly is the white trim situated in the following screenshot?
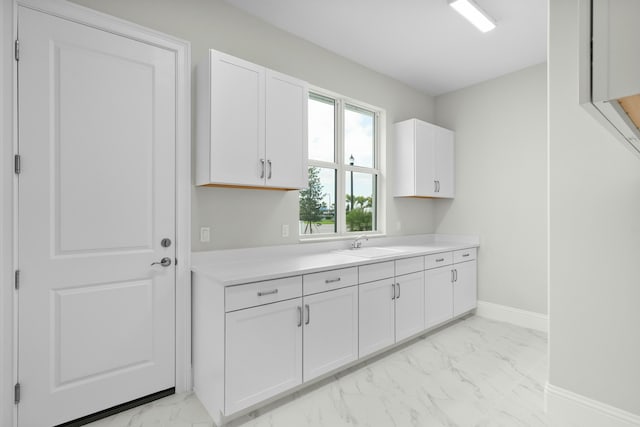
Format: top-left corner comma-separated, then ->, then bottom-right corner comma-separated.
475,300 -> 548,332
545,383 -> 640,427
3,1 -> 191,425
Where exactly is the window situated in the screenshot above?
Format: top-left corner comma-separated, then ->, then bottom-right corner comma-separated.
299,91 -> 381,237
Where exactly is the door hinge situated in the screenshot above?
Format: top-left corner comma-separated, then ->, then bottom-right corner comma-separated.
14,39 -> 19,61
14,155 -> 21,175
14,270 -> 20,290
14,383 -> 20,404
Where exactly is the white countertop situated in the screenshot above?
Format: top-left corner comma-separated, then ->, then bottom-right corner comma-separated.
191,234 -> 479,286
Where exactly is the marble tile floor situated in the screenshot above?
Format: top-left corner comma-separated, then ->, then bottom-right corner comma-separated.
87,316 -> 548,427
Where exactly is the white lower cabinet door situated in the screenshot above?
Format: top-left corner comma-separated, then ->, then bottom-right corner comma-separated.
359,278 -> 396,358
303,286 -> 359,382
425,266 -> 454,329
225,298 -> 303,414
394,271 -> 425,341
453,260 -> 477,316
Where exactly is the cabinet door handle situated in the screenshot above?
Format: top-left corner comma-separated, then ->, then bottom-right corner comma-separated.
260,159 -> 265,179
297,306 -> 302,327
257,289 -> 278,297
391,283 -> 396,300
325,277 -> 341,284
437,180 -> 441,192
267,159 -> 272,179
434,180 -> 438,192
454,269 -> 458,282
396,283 -> 401,299
451,269 -> 455,283
304,304 -> 310,325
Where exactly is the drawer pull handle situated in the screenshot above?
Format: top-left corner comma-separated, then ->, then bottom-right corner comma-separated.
257,289 -> 278,297
305,304 -> 310,325
462,253 -> 470,257
325,277 -> 341,284
436,258 -> 445,262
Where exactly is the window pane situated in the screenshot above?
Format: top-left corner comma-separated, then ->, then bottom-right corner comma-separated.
345,172 -> 377,232
308,94 -> 335,163
299,166 -> 337,235
344,104 -> 375,168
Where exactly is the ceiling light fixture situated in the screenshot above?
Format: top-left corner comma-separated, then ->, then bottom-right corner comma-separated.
448,0 -> 496,33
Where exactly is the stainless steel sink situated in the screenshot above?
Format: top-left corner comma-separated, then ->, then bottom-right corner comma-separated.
333,247 -> 402,259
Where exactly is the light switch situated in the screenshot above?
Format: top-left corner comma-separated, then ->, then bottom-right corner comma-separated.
200,227 -> 210,243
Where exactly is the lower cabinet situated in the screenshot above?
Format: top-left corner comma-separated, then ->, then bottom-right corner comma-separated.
194,246 -> 477,424
359,278 -> 395,357
425,248 -> 478,329
225,298 -> 303,414
394,271 -> 425,341
425,266 -> 454,329
453,259 -> 477,316
303,286 -> 359,381
359,271 -> 425,358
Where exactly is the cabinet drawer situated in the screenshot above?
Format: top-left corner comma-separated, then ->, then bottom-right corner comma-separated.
425,252 -> 453,270
359,261 -> 395,284
395,256 -> 424,276
303,267 -> 357,295
225,276 -> 302,312
454,248 -> 477,263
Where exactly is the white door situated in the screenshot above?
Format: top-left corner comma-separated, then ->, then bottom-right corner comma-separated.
359,278 -> 395,358
303,287 -> 359,382
17,7 -> 176,426
435,127 -> 455,198
210,50 -> 265,186
425,266 -> 454,329
265,69 -> 308,189
453,260 -> 478,316
414,120 -> 437,196
394,271 -> 425,341
225,299 -> 303,414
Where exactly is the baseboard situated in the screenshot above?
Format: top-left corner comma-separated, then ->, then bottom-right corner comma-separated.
475,300 -> 548,332
545,383 -> 640,427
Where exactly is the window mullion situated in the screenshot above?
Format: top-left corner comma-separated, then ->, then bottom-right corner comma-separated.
335,98 -> 346,235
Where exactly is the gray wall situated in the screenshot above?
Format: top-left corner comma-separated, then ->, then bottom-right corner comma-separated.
549,0 -> 640,416
435,64 -> 548,315
71,0 -> 438,250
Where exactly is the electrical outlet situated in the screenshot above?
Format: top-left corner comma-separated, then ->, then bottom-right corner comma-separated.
200,227 -> 210,243
281,224 -> 289,237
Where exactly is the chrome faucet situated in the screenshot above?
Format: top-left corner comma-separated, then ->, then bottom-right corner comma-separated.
351,235 -> 368,249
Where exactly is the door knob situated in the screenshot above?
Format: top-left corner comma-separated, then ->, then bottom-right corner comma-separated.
151,257 -> 172,267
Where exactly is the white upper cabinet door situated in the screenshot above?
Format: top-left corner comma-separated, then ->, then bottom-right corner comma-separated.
435,127 -> 455,198
225,298 -> 303,415
359,278 -> 396,358
414,120 -> 437,196
303,287 -> 359,382
265,70 -> 308,189
394,271 -> 425,342
453,260 -> 477,317
394,118 -> 455,198
425,266 -> 454,329
197,49 -> 308,189
203,50 -> 265,187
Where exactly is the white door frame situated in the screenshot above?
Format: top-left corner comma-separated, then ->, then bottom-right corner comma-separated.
0,1 -> 191,425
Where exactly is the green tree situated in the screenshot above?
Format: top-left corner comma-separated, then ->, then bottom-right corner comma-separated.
299,167 -> 325,234
346,195 -> 373,231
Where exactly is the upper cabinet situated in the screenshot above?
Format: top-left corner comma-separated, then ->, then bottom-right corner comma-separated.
196,49 -> 308,189
394,118 -> 455,198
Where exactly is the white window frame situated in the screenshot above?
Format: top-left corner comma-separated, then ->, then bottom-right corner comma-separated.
301,86 -> 386,240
